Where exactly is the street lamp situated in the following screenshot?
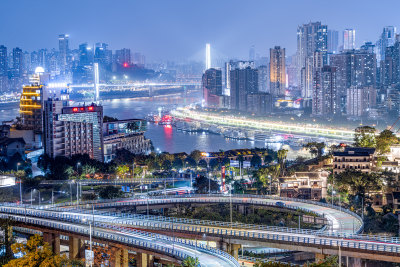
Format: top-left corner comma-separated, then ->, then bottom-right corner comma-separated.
17,162 -> 21,172
82,217 -> 93,267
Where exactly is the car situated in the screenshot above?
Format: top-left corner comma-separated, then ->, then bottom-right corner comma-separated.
275,201 -> 285,207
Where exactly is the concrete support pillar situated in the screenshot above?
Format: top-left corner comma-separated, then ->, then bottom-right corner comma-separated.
229,244 -> 241,260
315,253 -> 326,263
43,232 -> 60,255
136,252 -> 148,267
53,234 -> 60,255
112,249 -> 122,267
69,237 -> 85,259
122,249 -> 129,267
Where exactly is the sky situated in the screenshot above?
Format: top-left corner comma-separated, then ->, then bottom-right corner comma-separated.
1,0 -> 400,62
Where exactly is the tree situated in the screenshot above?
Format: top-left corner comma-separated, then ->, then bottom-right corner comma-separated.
99,185 -> 122,199
185,157 -> 197,168
193,175 -> 219,193
198,159 -> 208,169
277,149 -> 288,176
250,154 -> 262,168
0,217 -> 14,265
209,158 -> 220,171
303,142 -> 325,158
4,234 -> 68,267
172,158 -> 183,170
93,244 -> 117,266
375,129 -> 399,155
354,126 -> 376,148
182,256 -> 200,267
116,165 -> 129,179
162,160 -> 172,171
190,150 -> 202,163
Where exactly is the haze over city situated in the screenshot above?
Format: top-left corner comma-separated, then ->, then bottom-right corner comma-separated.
1,0 -> 400,60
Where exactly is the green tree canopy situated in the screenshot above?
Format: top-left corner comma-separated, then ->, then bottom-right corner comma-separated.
375,129 -> 399,155
354,126 -> 376,147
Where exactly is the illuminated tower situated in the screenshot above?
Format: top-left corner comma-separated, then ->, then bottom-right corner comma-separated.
270,46 -> 286,97
343,29 -> 356,50
205,43 -> 211,70
94,63 -> 100,102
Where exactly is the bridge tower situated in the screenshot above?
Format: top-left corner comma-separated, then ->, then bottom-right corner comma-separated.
93,63 -> 100,102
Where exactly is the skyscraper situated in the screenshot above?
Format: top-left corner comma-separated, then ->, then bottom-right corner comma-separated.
58,34 -> 69,74
202,68 -> 222,108
327,30 -> 339,54
269,46 -> 286,97
381,39 -> 400,86
0,45 -> 8,93
312,66 -> 338,116
12,47 -> 23,77
229,61 -> 258,111
330,49 -> 377,113
115,48 -> 131,66
297,22 -> 328,98
258,65 -> 270,93
205,43 -> 211,70
0,45 -> 7,76
79,43 -> 94,66
343,29 -> 356,50
376,26 -> 397,63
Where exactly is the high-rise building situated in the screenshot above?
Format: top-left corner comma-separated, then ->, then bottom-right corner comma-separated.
115,48 -> 131,66
0,45 -> 8,93
376,26 -> 397,63
44,102 -> 104,162
0,45 -> 7,76
328,30 -> 339,54
346,86 -> 376,117
312,66 -> 338,116
269,46 -> 286,97
20,69 -> 68,133
258,65 -> 270,93
330,49 -> 377,112
12,47 -> 23,77
78,43 -> 94,66
297,22 -> 328,98
133,52 -> 146,67
343,29 -> 356,50
202,68 -> 222,108
229,61 -> 258,111
205,43 -> 211,70
381,43 -> 400,86
58,34 -> 69,74
94,43 -> 111,66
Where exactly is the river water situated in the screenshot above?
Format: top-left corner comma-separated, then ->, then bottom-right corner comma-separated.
0,95 -> 309,157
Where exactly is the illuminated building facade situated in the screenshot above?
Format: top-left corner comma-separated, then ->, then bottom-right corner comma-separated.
44,103 -> 104,162
269,46 -> 286,97
229,61 -> 258,111
297,22 -> 328,99
202,68 -> 222,108
343,29 -> 356,50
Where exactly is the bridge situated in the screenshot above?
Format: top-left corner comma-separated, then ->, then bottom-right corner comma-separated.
40,177 -> 189,186
2,195 -> 400,266
172,108 -> 355,141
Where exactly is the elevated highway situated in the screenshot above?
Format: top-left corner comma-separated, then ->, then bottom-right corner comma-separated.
3,195 -> 400,265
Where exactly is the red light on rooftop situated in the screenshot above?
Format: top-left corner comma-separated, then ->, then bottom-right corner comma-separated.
72,107 -> 78,112
80,107 -> 85,111
88,106 -> 94,111
123,63 -> 129,68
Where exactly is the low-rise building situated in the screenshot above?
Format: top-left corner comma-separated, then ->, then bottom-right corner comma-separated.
103,119 -> 151,162
333,147 -> 376,174
278,171 -> 328,200
0,137 -> 26,160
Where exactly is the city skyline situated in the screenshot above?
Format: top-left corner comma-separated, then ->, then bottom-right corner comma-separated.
1,0 -> 400,61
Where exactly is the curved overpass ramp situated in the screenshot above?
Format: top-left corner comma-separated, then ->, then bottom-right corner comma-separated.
82,195 -> 363,234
